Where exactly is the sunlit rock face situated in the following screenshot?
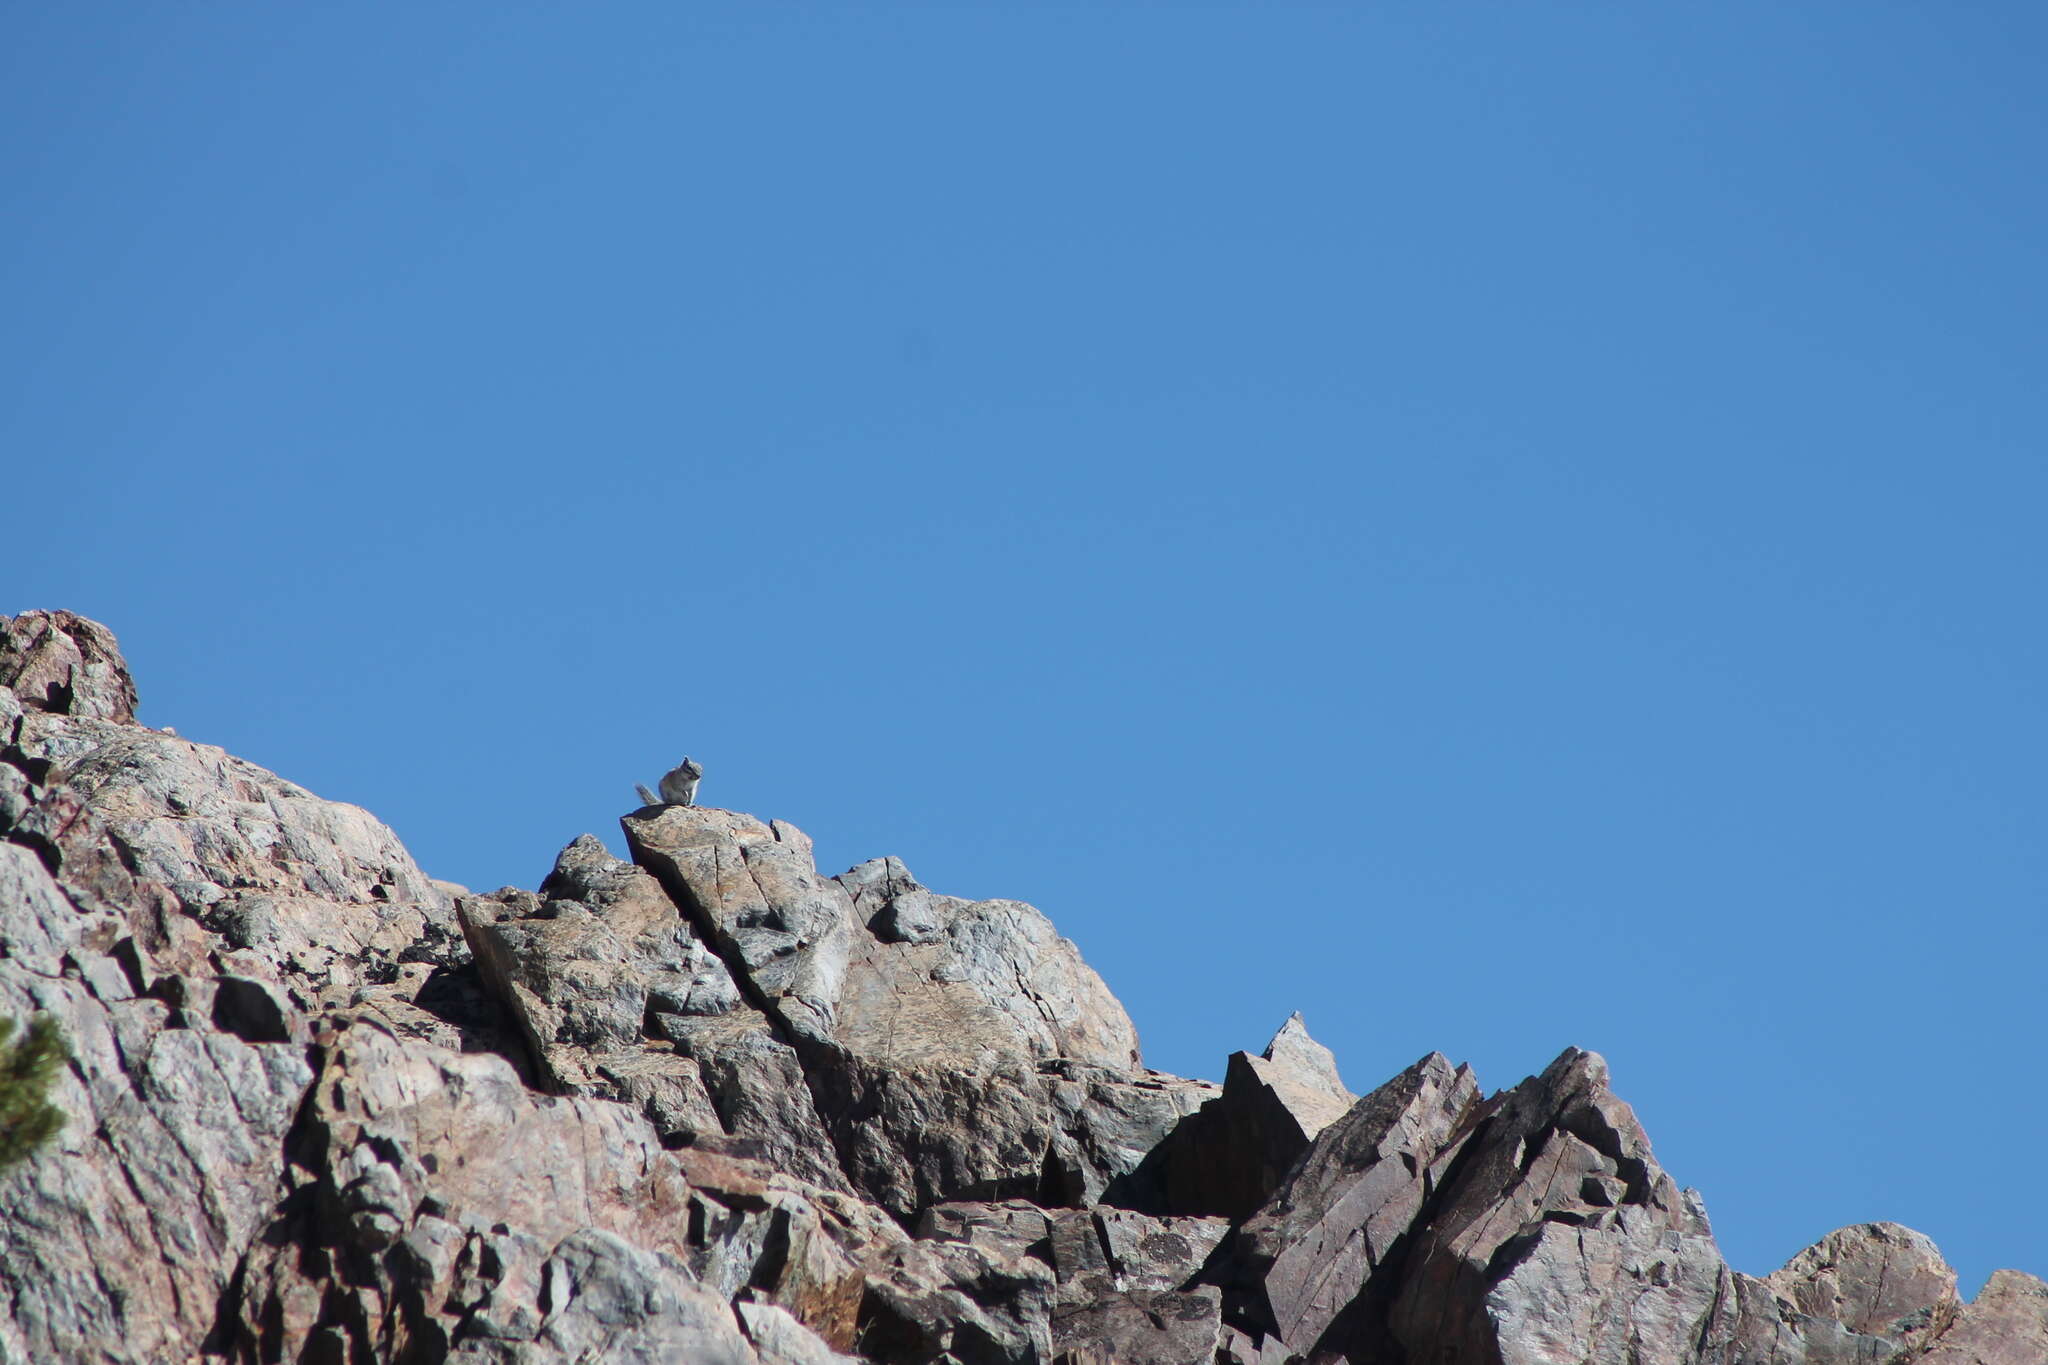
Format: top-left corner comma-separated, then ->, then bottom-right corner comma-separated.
0,608 -> 2040,1364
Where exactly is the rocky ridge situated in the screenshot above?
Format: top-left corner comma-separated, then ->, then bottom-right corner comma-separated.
0,608 -> 2039,1364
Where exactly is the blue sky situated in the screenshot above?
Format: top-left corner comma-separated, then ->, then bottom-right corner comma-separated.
7,3 -> 2045,1295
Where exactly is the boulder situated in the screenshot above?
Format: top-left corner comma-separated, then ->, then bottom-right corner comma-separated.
1379,1048 -> 1734,1364
1043,1206 -> 1230,1364
1766,1221 -> 1958,1336
1047,1058 -> 1218,1208
447,1229 -> 764,1365
0,609 -> 138,722
911,1199 -> 1231,1364
623,806 -> 1174,1220
1235,1051 -> 1481,1359
1914,1269 -> 2048,1365
855,1234 -> 1056,1365
461,841 -> 725,1110
1127,1012 -> 1358,1220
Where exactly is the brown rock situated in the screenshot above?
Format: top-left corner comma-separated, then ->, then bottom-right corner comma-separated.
3,614 -> 2037,1365
456,834 -> 785,1160
1385,1049 -> 1730,1365
1915,1269 -> 2048,1365
0,839 -> 313,1363
1236,1051 -> 1481,1359
1766,1221 -> 1958,1335
1130,1013 -> 1360,1221
0,609 -> 138,722
1045,1207 -> 1230,1365
624,806 -> 1169,1220
855,1234 -> 1056,1365
913,1200 -> 1231,1364
223,1018 -> 831,1363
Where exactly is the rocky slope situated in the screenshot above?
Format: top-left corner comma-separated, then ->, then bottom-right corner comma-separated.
0,608 -> 2039,1365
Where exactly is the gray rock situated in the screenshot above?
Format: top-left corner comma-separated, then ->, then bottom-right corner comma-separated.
1766,1221 -> 1958,1336
226,1019 -> 727,1360
1235,1051 -> 1481,1360
856,1234 -> 1056,1365
6,705 -> 463,1024
0,609 -> 138,721
0,973 -> 312,1364
1050,1059 -> 1218,1208
1261,1010 -> 1353,1120
1044,1206 -> 1229,1364
636,1150 -> 1066,1365
0,840 -> 92,977
458,833 -> 749,1137
918,1200 -> 1056,1262
738,1300 -> 864,1365
664,1007 -> 852,1190
625,808 -> 1138,1070
668,1142 -> 903,1352
487,1230 -> 759,1365
843,856 -> 944,945
0,682 -> 324,1363
1,613 -> 2037,1365
912,1200 -> 1230,1364
1915,1269 -> 2048,1365
1376,1049 -> 1950,1365
592,1045 -> 728,1148
624,806 -> 1162,1219
1382,1048 -> 1727,1365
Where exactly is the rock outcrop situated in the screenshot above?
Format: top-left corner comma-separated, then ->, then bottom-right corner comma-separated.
619,805 -> 1210,1222
0,608 -> 2039,1364
1130,1010 -> 1358,1222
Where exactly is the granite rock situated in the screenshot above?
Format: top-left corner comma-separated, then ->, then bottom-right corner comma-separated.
1914,1269 -> 2048,1365
1234,1050 -> 1481,1359
0,609 -> 138,722
1130,1012 -> 1359,1221
622,806 -> 1170,1220
1766,1221 -> 1958,1336
0,611 -> 2037,1365
911,1200 -> 1232,1364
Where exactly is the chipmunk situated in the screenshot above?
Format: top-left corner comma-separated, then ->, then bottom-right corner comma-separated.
635,756 -> 703,808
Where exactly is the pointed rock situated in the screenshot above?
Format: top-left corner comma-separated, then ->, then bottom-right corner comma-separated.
1235,1052 -> 1481,1360
1384,1048 -> 1728,1365
1372,1048 -> 1949,1365
1123,1013 -> 1359,1220
1257,1011 -> 1355,1136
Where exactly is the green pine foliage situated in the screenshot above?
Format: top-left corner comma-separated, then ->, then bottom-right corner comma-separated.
0,1014 -> 67,1169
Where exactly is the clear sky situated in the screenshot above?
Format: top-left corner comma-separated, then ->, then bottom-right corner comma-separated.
7,2 -> 2044,1297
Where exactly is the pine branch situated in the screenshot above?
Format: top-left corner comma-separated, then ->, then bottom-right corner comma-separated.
0,1014 -> 68,1169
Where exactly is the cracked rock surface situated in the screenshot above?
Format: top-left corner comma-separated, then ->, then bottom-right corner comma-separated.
0,609 -> 2040,1364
